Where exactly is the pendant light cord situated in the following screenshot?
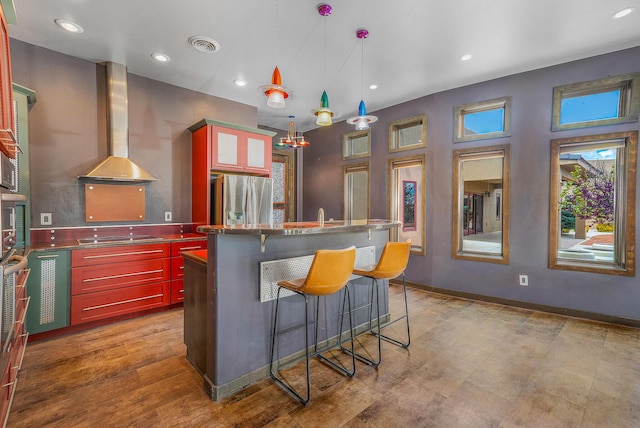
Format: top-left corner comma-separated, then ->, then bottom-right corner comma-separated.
360,38 -> 365,101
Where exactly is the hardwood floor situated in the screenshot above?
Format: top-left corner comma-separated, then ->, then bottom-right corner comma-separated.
8,285 -> 640,427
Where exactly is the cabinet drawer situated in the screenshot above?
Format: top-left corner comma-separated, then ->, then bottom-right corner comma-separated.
170,257 -> 185,279
72,243 -> 170,267
71,259 -> 169,295
170,279 -> 184,304
71,282 -> 170,325
170,239 -> 207,257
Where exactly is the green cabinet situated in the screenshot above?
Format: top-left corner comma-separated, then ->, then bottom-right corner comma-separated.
26,250 -> 70,334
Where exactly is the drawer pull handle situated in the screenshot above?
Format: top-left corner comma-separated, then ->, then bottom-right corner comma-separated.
37,254 -> 59,259
179,246 -> 203,251
179,266 -> 184,270
82,293 -> 164,312
83,269 -> 164,283
82,249 -> 164,260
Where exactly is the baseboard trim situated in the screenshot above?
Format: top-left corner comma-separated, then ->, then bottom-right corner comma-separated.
397,280 -> 640,329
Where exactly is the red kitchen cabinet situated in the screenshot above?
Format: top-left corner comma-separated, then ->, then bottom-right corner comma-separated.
169,239 -> 207,304
70,243 -> 171,325
0,6 -> 17,158
189,119 -> 276,225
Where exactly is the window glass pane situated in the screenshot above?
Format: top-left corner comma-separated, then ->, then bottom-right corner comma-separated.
389,114 -> 426,152
463,108 -> 505,135
557,145 -> 618,263
343,130 -> 370,159
397,124 -> 423,147
343,163 -> 369,221
559,90 -> 621,125
389,156 -> 425,254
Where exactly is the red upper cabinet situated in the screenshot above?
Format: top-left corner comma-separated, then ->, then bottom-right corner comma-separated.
190,119 -> 275,176
0,6 -> 17,158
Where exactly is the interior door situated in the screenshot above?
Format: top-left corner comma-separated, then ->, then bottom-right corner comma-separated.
272,150 -> 295,223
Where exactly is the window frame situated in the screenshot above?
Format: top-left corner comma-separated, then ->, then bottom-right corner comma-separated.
551,73 -> 640,131
388,114 -> 427,153
342,129 -> 371,160
388,154 -> 426,255
454,96 -> 512,143
549,131 -> 637,276
452,144 -> 510,264
342,162 -> 370,221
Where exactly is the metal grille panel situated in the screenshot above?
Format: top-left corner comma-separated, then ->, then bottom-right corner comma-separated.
40,259 -> 57,324
259,246 -> 375,302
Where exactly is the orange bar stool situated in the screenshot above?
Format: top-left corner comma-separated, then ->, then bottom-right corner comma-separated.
347,239 -> 412,366
269,246 -> 357,405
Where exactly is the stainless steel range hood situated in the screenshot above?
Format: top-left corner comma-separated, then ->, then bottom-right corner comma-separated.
79,62 -> 157,182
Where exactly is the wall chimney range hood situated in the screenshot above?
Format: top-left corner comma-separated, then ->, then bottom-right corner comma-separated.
79,62 -> 157,182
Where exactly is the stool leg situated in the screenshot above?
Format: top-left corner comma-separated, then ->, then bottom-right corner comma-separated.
269,288 -> 311,405
316,284 -> 356,377
376,273 -> 411,348
340,279 -> 381,367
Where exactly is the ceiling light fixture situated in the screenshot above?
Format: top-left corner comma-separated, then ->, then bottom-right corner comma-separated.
347,29 -> 377,131
276,116 -> 310,148
460,54 -> 473,61
233,79 -> 248,87
612,7 -> 634,19
54,19 -> 84,33
151,53 -> 171,62
369,84 -> 378,90
314,4 -> 334,127
258,0 -> 291,108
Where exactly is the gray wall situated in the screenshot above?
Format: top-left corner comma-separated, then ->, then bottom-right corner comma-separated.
303,46 -> 640,322
10,39 -> 258,226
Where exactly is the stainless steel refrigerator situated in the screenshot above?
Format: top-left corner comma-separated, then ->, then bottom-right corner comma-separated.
211,174 -> 273,225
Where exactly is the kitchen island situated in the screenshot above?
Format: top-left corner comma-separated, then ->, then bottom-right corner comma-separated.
185,219 -> 399,400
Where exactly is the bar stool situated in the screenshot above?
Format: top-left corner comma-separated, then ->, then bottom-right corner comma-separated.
269,246 -> 357,405
346,239 -> 412,366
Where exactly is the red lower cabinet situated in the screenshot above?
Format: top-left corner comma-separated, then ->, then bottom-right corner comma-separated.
71,243 -> 171,325
169,239 -> 206,304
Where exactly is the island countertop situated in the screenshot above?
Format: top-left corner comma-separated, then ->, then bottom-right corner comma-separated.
197,219 -> 399,236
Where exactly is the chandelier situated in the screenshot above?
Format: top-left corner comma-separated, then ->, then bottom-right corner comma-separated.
275,116 -> 310,148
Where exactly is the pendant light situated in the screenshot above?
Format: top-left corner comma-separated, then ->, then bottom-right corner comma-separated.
275,116 -> 310,148
258,0 -> 291,108
314,4 -> 334,126
347,29 -> 377,130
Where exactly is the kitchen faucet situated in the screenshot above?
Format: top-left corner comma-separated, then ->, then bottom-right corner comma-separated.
317,208 -> 324,227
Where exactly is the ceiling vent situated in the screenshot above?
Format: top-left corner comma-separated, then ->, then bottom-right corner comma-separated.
188,36 -> 221,53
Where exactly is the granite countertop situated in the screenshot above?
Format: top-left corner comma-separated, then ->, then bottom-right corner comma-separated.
197,219 -> 400,236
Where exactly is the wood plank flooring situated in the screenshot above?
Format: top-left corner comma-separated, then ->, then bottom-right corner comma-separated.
8,285 -> 640,427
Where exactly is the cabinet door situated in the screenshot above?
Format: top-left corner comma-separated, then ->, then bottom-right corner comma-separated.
0,9 -> 15,158
211,129 -> 243,171
245,135 -> 272,174
26,250 -> 71,334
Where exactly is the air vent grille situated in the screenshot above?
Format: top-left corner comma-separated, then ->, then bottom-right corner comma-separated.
188,36 -> 221,53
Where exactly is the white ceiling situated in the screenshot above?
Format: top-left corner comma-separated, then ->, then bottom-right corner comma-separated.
6,0 -> 640,132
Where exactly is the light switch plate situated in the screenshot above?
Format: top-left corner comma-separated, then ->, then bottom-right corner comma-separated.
165,212 -> 172,222
41,213 -> 52,225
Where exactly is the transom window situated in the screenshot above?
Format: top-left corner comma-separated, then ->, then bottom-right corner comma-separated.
388,114 -> 426,152
342,129 -> 370,160
454,97 -> 511,143
552,73 -> 640,131
549,131 -> 637,276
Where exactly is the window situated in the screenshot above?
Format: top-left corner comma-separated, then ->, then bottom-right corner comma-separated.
388,114 -> 426,152
549,131 -> 637,276
452,145 -> 510,263
342,129 -> 370,160
552,73 -> 640,131
389,155 -> 425,254
454,97 -> 511,143
343,162 -> 369,220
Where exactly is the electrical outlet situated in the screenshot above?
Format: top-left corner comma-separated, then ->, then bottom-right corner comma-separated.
519,274 -> 528,286
41,213 -> 52,226
165,211 -> 172,222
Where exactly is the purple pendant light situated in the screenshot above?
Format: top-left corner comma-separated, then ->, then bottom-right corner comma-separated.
346,29 -> 377,130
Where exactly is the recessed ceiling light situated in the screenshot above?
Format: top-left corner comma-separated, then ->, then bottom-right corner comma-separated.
369,84 -> 378,90
151,53 -> 171,62
460,54 -> 473,61
612,7 -> 634,19
54,19 -> 84,33
233,79 -> 248,87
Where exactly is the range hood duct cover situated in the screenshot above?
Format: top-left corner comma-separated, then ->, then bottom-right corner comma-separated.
79,62 -> 157,181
